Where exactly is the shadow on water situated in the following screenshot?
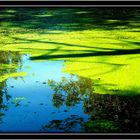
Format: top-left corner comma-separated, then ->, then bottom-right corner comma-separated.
2,36 -> 139,61
30,48 -> 140,60
0,51 -> 140,132
1,8 -> 140,32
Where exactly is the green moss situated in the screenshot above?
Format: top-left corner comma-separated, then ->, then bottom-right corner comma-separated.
0,64 -> 17,69
0,72 -> 28,82
0,8 -> 140,94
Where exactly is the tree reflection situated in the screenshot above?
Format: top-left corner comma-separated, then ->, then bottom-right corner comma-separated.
48,76 -> 94,108
52,93 -> 64,108
41,115 -> 84,132
48,76 -> 140,132
0,51 -> 20,64
0,51 -> 22,120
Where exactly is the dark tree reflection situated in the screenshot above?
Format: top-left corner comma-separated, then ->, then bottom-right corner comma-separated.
83,93 -> 140,132
48,76 -> 140,132
52,93 -> 64,108
41,115 -> 84,132
48,76 -> 94,107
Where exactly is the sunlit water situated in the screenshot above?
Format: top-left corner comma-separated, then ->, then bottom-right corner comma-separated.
0,54 -> 89,132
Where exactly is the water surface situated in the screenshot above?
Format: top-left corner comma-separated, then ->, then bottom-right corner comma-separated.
0,53 -> 89,132
0,51 -> 140,133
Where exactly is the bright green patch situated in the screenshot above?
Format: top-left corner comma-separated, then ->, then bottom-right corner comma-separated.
0,8 -> 140,95
0,72 -> 28,82
0,64 -> 17,69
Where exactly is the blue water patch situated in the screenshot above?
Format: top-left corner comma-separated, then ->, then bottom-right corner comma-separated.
0,54 -> 89,132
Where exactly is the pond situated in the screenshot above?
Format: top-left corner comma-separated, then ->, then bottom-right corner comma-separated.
0,51 -> 140,133
0,51 -> 90,132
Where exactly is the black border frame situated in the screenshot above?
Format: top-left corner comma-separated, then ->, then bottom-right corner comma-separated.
0,1 -> 140,139
0,1 -> 140,6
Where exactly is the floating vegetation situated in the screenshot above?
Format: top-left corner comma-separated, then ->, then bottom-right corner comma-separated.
11,97 -> 26,107
0,72 -> 28,82
42,115 -> 84,132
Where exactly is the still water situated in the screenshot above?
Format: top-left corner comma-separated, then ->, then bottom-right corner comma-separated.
0,53 -> 89,132
0,51 -> 140,133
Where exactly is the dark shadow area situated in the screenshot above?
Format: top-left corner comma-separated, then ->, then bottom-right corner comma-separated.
41,115 -> 84,132
46,76 -> 140,132
0,8 -> 140,32
30,48 -> 140,60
